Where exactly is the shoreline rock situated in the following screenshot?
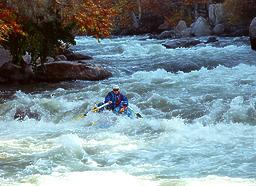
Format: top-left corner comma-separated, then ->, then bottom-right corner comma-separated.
0,60 -> 112,84
0,47 -> 112,84
249,17 -> 256,51
36,60 -> 112,82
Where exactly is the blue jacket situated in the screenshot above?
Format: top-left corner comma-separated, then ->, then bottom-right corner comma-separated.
104,91 -> 128,110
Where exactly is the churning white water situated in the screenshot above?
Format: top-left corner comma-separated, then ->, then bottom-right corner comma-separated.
0,36 -> 256,186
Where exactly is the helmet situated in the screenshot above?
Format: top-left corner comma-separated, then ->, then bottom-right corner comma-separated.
112,85 -> 120,90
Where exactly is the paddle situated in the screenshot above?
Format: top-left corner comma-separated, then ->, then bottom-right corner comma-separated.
75,102 -> 110,120
128,106 -> 143,118
84,102 -> 110,116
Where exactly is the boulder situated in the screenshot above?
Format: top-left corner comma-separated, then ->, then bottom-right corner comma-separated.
175,20 -> 187,33
249,17 -> 256,51
181,28 -> 192,37
205,36 -> 218,44
191,17 -> 212,36
213,24 -> 225,35
36,61 -> 112,82
63,49 -> 93,61
163,38 -> 201,49
157,30 -> 178,39
209,4 -> 224,26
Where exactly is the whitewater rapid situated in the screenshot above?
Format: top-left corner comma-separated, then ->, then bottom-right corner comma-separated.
0,36 -> 256,186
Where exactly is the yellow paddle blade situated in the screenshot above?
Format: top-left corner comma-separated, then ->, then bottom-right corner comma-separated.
92,107 -> 99,112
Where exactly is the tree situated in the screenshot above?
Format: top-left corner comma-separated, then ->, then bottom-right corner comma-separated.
0,0 -> 116,72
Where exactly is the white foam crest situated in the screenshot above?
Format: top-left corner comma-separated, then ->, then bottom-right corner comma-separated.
0,136 -> 50,156
75,36 -> 99,45
0,118 -> 85,140
19,171 -> 157,186
2,89 -> 87,122
131,69 -> 171,84
159,43 -> 253,61
134,116 -> 256,149
76,36 -> 254,62
53,133 -> 99,168
198,95 -> 256,125
40,96 -> 83,114
23,158 -> 53,175
131,63 -> 256,85
223,96 -> 252,122
85,126 -> 139,152
120,43 -> 167,59
161,176 -> 256,186
54,133 -> 86,157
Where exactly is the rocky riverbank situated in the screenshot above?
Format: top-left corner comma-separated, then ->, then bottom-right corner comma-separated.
0,48 -> 112,84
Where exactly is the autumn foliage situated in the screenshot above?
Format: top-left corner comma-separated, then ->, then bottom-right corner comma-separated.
0,3 -> 23,42
0,0 -> 117,69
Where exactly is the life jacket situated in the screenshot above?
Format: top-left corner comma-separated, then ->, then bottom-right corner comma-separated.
111,91 -> 123,107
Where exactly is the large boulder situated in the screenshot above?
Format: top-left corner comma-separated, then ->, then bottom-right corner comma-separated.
209,4 -> 224,26
249,17 -> 256,51
191,17 -> 212,36
36,61 -> 112,82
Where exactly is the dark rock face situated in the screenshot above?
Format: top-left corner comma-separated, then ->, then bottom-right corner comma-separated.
0,62 -> 34,84
249,17 -> 256,51
0,60 -> 112,84
139,14 -> 164,34
118,14 -> 164,35
36,61 -> 112,82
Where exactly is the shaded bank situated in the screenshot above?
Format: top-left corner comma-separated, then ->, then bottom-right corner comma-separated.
0,49 -> 112,84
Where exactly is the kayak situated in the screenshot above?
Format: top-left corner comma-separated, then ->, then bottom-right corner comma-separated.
94,102 -> 138,119
75,102 -> 142,121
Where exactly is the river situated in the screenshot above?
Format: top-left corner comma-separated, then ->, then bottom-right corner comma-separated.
0,36 -> 256,185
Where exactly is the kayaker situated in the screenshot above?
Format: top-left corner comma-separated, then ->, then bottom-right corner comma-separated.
104,85 -> 129,114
